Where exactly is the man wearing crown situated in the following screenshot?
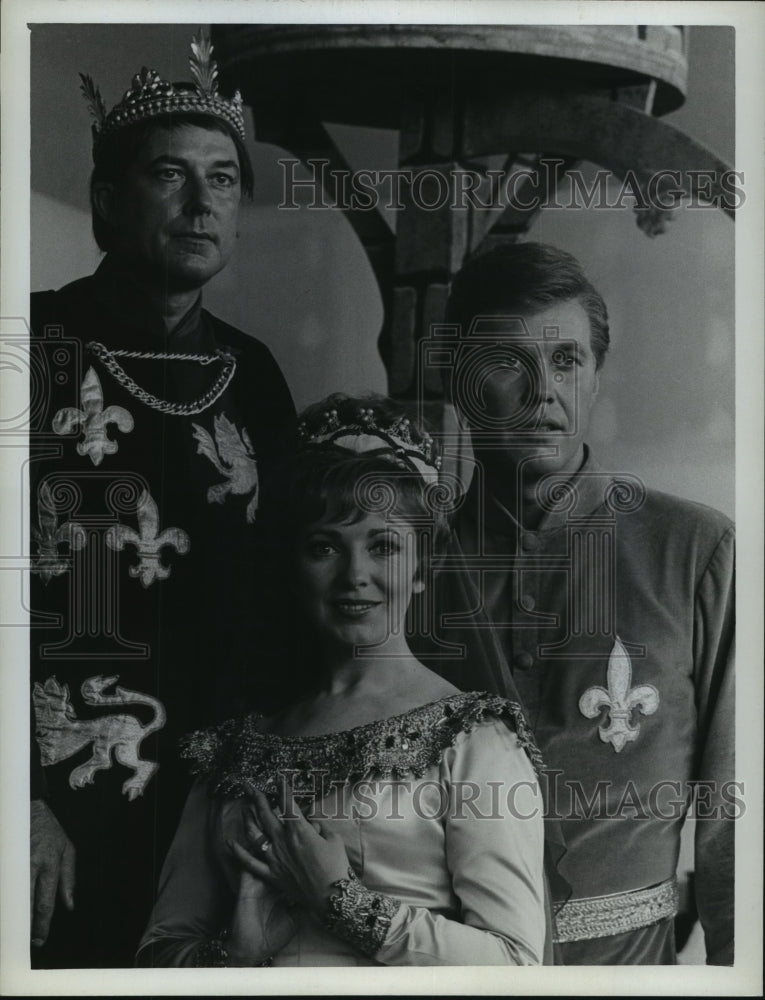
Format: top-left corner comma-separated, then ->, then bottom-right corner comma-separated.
432,241 -> 734,965
29,33 -> 296,967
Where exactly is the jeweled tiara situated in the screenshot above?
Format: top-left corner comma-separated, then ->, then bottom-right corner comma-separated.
298,398 -> 442,486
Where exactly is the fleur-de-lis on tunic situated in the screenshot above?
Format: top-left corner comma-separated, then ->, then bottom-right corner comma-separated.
32,482 -> 87,583
578,636 -> 659,752
53,366 -> 134,466
105,490 -> 189,588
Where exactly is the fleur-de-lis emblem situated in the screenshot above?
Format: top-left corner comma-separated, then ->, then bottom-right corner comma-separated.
52,366 -> 134,466
31,482 -> 87,583
578,637 -> 659,752
105,490 -> 189,588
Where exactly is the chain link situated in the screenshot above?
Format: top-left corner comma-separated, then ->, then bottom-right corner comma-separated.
86,340 -> 237,416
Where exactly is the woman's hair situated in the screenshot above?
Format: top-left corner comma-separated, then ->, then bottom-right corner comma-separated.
277,446 -> 447,539
90,112 -> 254,251
263,394 -> 451,574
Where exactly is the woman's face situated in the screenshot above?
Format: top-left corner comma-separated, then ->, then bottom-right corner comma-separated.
295,511 -> 424,652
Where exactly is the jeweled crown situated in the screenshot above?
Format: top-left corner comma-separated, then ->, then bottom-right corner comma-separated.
298,395 -> 442,485
80,28 -> 245,158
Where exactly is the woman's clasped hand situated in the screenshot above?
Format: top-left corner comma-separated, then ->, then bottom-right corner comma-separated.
225,777 -> 352,963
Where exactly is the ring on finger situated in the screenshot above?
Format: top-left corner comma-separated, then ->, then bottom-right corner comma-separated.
252,834 -> 272,854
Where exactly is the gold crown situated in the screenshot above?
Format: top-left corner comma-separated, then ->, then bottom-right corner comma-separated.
80,29 -> 245,158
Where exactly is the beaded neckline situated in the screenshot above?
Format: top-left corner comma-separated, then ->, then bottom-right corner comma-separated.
181,692 -> 544,801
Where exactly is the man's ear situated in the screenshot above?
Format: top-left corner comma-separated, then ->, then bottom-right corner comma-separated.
412,577 -> 426,594
91,181 -> 117,227
592,370 -> 601,398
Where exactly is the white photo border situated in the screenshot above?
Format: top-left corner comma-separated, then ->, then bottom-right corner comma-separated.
1,0 -> 762,995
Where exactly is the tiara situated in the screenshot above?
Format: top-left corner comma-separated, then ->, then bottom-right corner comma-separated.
298,404 -> 442,486
80,28 -> 245,157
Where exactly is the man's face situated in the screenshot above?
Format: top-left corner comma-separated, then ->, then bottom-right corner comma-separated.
461,298 -> 600,481
98,123 -> 241,290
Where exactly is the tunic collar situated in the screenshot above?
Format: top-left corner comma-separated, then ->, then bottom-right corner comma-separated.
88,254 -> 211,352
461,447 -> 613,549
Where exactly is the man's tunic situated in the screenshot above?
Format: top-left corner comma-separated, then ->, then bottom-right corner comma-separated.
29,255 -> 296,967
437,449 -> 734,964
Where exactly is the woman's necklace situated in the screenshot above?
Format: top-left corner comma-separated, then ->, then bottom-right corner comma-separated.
86,340 -> 236,417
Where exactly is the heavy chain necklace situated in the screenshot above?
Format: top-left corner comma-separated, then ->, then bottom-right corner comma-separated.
86,341 -> 237,416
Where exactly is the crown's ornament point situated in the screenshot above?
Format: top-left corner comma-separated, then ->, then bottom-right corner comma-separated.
81,27 -> 245,158
79,73 -> 108,128
189,29 -> 220,96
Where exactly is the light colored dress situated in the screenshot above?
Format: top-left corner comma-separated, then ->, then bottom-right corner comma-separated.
138,692 -> 547,966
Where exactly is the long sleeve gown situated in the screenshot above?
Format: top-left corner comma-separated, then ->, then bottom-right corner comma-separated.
137,692 -> 548,966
